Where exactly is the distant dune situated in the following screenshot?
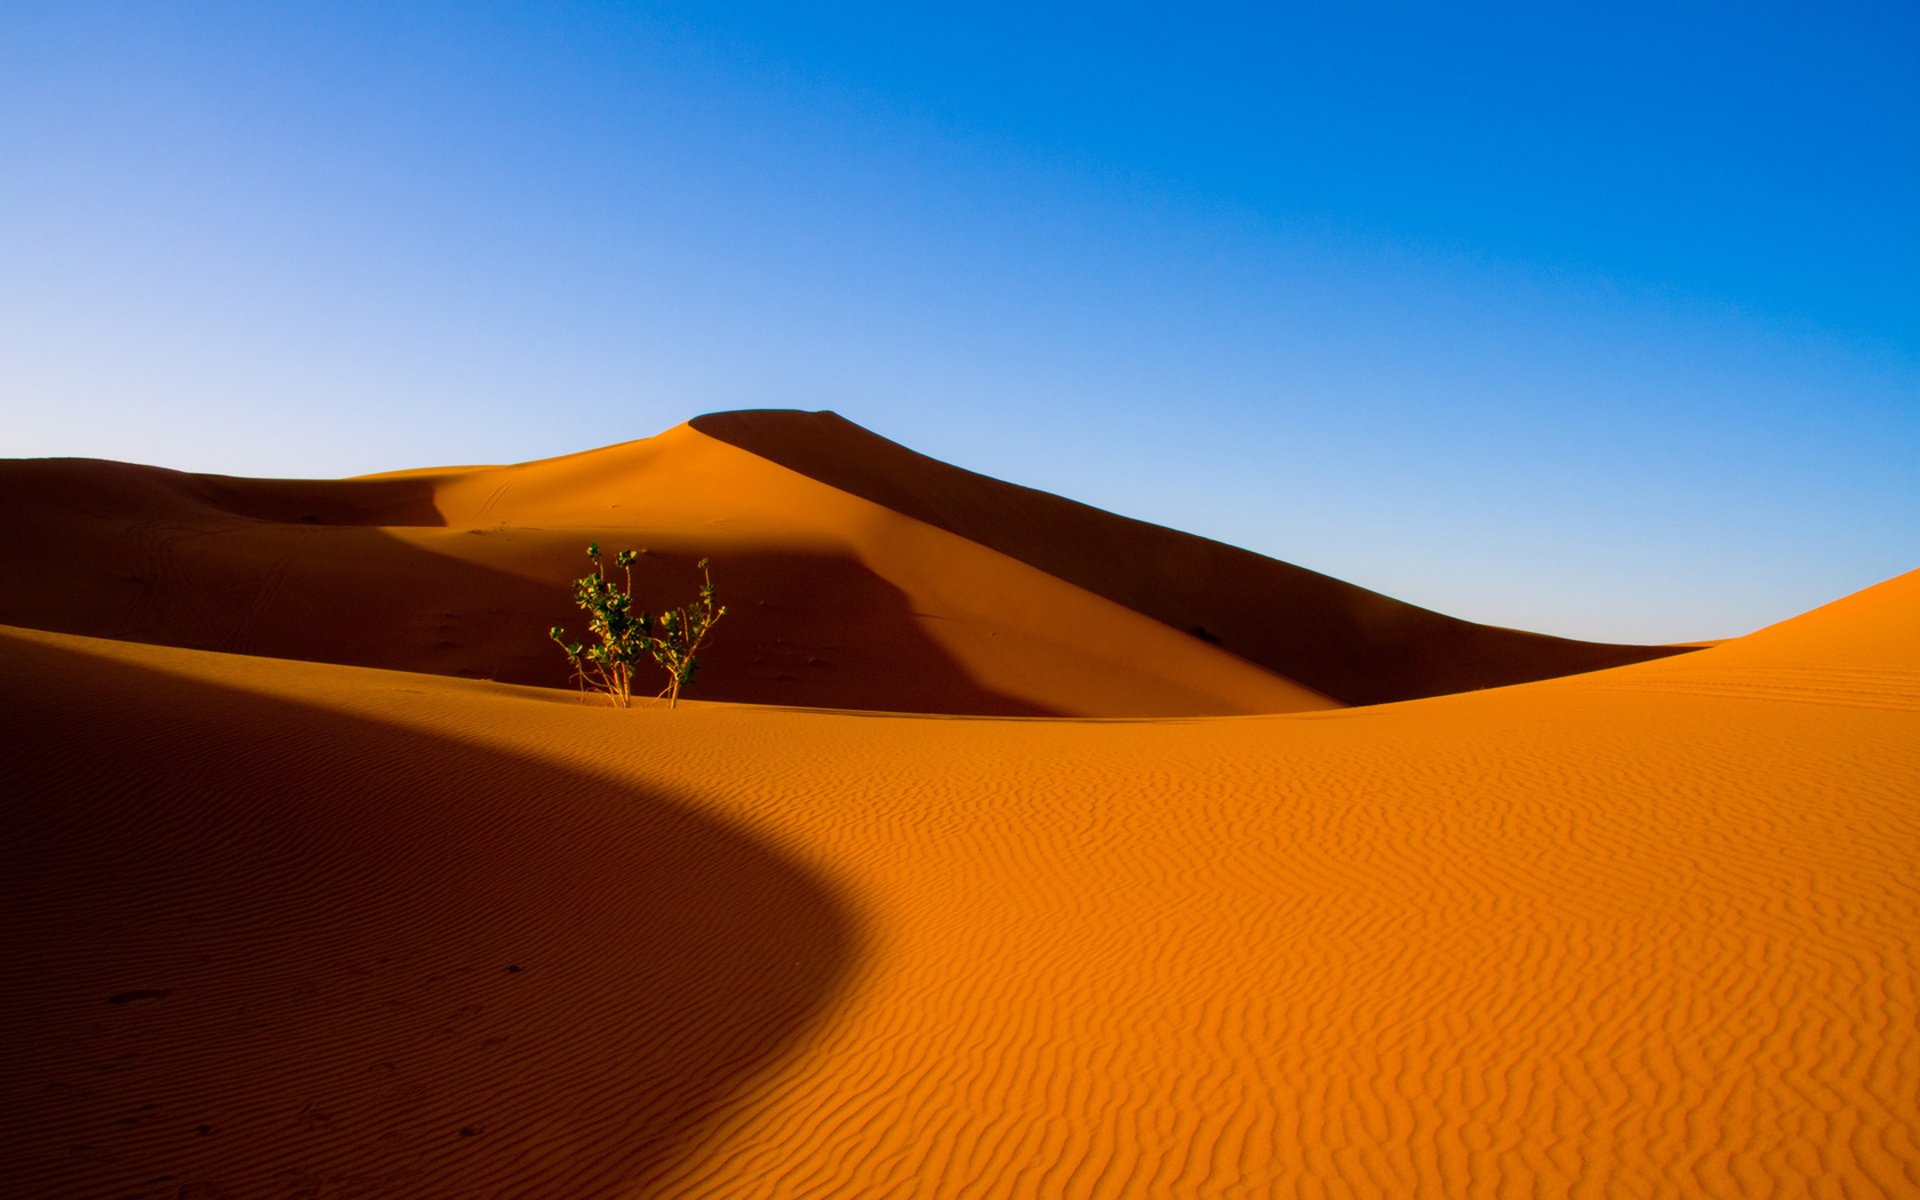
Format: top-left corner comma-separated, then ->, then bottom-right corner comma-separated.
2,418 -> 1914,1198
0,410 -> 1682,717
692,410 -> 1694,703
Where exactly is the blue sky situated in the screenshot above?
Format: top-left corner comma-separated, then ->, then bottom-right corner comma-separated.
2,1 -> 1914,641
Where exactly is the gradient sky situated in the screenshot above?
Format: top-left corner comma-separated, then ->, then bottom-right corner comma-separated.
3,1 -> 1914,642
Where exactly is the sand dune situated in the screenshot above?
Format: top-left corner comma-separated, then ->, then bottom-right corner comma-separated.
2,420 -> 1914,1197
691,410 -> 1691,703
0,412 -> 1679,717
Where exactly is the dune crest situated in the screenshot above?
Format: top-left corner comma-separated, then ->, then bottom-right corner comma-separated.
0,424 -> 1323,716
691,409 -> 1692,703
0,412 -> 1683,717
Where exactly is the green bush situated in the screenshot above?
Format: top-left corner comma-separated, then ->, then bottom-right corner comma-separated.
550,544 -> 725,708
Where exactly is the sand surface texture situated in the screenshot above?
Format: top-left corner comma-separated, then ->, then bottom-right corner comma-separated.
3,417 -> 1915,1197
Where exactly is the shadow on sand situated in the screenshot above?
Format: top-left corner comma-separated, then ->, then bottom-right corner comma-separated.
0,632 -> 864,1198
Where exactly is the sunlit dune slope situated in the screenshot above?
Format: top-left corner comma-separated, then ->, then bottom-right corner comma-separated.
1692,563 -> 1920,669
692,409 -> 1691,703
3,568 -> 1916,1197
0,411 -> 1678,716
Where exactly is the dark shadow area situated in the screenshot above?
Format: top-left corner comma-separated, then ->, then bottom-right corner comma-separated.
0,454 -> 1054,716
693,409 -> 1698,705
0,632 -> 864,1199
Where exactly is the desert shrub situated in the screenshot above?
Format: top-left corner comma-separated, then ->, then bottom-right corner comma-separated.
549,544 -> 725,708
646,556 -> 726,708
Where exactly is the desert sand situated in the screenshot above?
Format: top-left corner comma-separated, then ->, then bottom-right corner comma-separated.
2,413 -> 1915,1197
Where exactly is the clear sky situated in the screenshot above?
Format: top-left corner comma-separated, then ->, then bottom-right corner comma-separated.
3,2 -> 1914,642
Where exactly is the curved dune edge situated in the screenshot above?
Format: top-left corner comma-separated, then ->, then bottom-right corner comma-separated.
3,567 -> 1916,1197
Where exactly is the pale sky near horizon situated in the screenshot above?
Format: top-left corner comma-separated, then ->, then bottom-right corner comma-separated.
3,2 -> 1914,643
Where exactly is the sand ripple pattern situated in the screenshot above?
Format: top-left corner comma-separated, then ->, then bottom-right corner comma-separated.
1588,663 -> 1920,712
625,682 -> 1920,1199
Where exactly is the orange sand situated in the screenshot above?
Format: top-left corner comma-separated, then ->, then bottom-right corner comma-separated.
2,416 -> 1915,1197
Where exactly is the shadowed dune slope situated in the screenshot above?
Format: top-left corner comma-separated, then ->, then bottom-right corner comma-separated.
0,425 -> 1331,717
692,409 -> 1691,704
3,565 -> 1916,1197
0,629 -> 860,1200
